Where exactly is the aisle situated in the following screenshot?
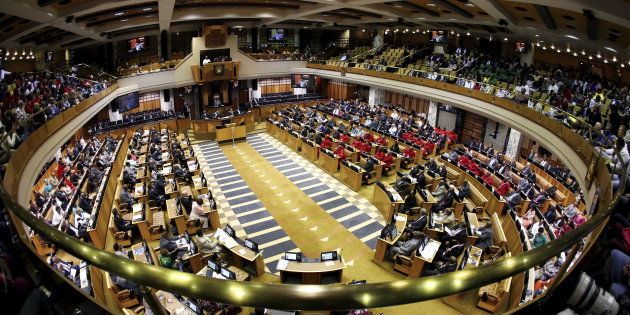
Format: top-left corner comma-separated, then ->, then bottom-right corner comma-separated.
195,141 -> 300,274
247,133 -> 386,250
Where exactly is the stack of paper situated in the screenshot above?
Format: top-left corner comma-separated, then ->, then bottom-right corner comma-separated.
276,259 -> 289,271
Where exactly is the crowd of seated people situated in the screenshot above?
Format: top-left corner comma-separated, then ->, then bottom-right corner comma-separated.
201,104 -> 251,120
240,46 -> 305,61
29,136 -> 121,242
251,92 -> 325,106
0,70 -> 107,166
322,46 -> 630,193
88,109 -> 176,134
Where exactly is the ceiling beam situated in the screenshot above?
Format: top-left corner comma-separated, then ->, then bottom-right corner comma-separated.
392,1 -> 440,17
159,0 -> 175,31
469,0 -> 515,25
534,5 -> 556,30
583,9 -> 597,41
432,0 -> 473,18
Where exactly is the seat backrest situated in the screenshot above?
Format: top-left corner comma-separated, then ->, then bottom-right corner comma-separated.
491,213 -> 507,247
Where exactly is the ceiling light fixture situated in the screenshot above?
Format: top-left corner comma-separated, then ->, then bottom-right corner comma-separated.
466,31 -> 470,36
573,52 -> 577,56
581,50 -> 586,55
604,46 -> 617,53
114,12 -> 124,16
542,46 -> 547,50
456,33 -> 460,37
426,2 -> 436,7
564,34 -> 578,40
612,56 -> 617,62
604,58 -> 608,63
556,48 -> 561,53
621,63 -> 625,68
142,7 -> 152,11
450,30 -> 454,34
534,34 -> 539,37
596,52 -> 601,58
550,44 -> 555,49
588,55 -> 593,60
464,2 -> 476,7
566,47 -> 570,52
504,37 -> 508,41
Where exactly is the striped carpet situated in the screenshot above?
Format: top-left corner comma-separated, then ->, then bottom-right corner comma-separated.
195,141 -> 300,274
247,133 -> 385,250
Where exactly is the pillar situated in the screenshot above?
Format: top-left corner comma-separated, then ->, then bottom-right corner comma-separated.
160,30 -> 169,60
160,89 -> 174,111
520,43 -> 534,65
250,28 -> 259,50
368,87 -> 385,106
427,101 -> 438,126
505,128 -> 523,158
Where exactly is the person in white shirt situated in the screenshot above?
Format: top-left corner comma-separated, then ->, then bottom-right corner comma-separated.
189,198 -> 208,229
51,206 -> 67,227
202,56 -> 211,65
74,207 -> 91,227
389,125 -> 398,136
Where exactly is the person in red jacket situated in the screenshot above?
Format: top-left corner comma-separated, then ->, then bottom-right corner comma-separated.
402,131 -> 414,142
320,135 -> 332,150
339,133 -> 350,144
360,142 -> 372,154
468,161 -> 483,177
423,142 -> 435,155
496,179 -> 511,196
376,136 -> 387,146
376,148 -> 394,170
401,147 -> 416,169
334,145 -> 347,160
363,132 -> 375,143
56,162 -> 65,180
458,155 -> 471,168
352,139 -> 364,151
481,171 -> 494,186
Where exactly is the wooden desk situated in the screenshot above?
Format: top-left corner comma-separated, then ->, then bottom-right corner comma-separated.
130,242 -> 154,265
319,150 -> 339,174
133,182 -> 145,200
201,199 -> 220,231
279,258 -> 347,284
373,214 -> 408,263
191,176 -> 208,198
464,245 -> 482,269
155,291 -> 196,315
180,186 -> 193,198
340,162 -> 364,191
287,132 -> 301,152
466,212 -> 480,245
373,182 -> 404,221
301,139 -> 319,162
197,266 -> 249,282
166,198 -> 187,235
407,238 -> 441,278
135,166 -> 146,179
216,125 -> 247,145
215,230 -> 265,276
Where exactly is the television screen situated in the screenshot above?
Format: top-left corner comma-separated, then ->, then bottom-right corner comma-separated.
515,41 -> 527,53
291,74 -> 314,88
430,30 -> 447,43
268,28 -> 286,41
116,92 -> 140,113
225,224 -> 235,237
45,51 -> 54,62
128,37 -> 145,52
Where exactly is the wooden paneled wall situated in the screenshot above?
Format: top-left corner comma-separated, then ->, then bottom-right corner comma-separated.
259,77 -> 292,95
325,79 -> 357,100
460,111 -> 487,145
123,92 -> 161,115
384,91 -> 430,114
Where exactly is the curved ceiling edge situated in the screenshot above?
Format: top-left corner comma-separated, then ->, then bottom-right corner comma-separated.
293,67 -> 594,206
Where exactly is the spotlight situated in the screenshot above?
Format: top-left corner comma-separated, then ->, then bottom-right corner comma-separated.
581,50 -> 586,55
550,44 -> 555,49
588,55 -> 593,60
596,53 -> 601,58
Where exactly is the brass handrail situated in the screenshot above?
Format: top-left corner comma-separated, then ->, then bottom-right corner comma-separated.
0,176 -> 622,310
2,65 -> 624,311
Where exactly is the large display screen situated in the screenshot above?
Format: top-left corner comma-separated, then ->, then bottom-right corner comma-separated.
128,37 -> 145,52
268,28 -> 286,42
291,74 -> 314,88
430,30 -> 447,43
117,92 -> 140,113
515,41 -> 528,53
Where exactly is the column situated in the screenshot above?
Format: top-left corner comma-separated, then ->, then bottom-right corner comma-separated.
520,43 -> 534,65
505,128 -> 523,158
427,101 -> 438,126
160,89 -> 174,111
368,87 -> 385,106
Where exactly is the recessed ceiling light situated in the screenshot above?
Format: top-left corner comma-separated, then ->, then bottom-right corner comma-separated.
550,44 -> 555,49
573,52 -> 577,56
588,55 -> 593,59
612,56 -> 617,62
464,2 -> 476,7
564,34 -> 578,40
417,17 -> 425,20
556,48 -> 561,53
426,2 -> 436,7
534,34 -> 539,37
142,7 -> 152,11
581,50 -> 585,55
114,12 -> 124,16
604,46 -> 617,53
121,19 -> 128,22
596,53 -> 601,58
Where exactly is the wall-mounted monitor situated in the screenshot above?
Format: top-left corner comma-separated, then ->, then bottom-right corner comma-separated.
430,30 -> 447,43
128,37 -> 145,52
45,51 -> 54,62
515,41 -> 528,53
291,74 -> 314,88
116,92 -> 140,113
268,28 -> 286,42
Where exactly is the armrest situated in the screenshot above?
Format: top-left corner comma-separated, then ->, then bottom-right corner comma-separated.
394,254 -> 413,265
116,290 -> 132,300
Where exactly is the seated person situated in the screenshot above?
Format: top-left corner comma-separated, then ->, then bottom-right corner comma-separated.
195,229 -> 226,263
431,187 -> 455,212
179,191 -> 193,215
435,240 -> 465,262
532,226 -> 548,249
388,231 -> 425,260
158,248 -> 179,269
399,192 -> 418,214
361,158 -> 375,182
122,169 -> 136,186
374,148 -> 394,172
189,198 -> 209,229
519,208 -> 536,230
159,231 -> 189,258
320,135 -> 332,150
432,180 -> 448,202
476,221 -> 494,251
424,256 -> 458,276
333,145 -> 347,160
404,209 -> 428,234
173,164 -> 192,183
496,179 -> 511,196
149,186 -> 166,209
603,249 -> 630,298
505,190 -> 523,210
120,186 -> 135,206
481,171 -> 494,187
112,208 -> 139,237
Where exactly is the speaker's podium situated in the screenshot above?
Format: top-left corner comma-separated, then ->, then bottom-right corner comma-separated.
217,123 -> 246,145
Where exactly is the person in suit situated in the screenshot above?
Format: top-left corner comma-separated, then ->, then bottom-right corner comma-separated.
476,221 -> 494,251
432,180 -> 448,202
120,187 -> 135,206
399,192 -> 418,214
179,191 -> 193,215
432,187 -> 455,212
435,240 -> 465,262
112,208 -> 138,237
388,231 -> 424,260
195,229 -> 226,263
361,158 -> 375,182
404,209 -> 428,234
424,256 -> 458,276
122,169 -> 136,186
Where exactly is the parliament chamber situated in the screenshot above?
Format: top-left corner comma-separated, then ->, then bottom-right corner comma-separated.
0,1 -> 629,314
